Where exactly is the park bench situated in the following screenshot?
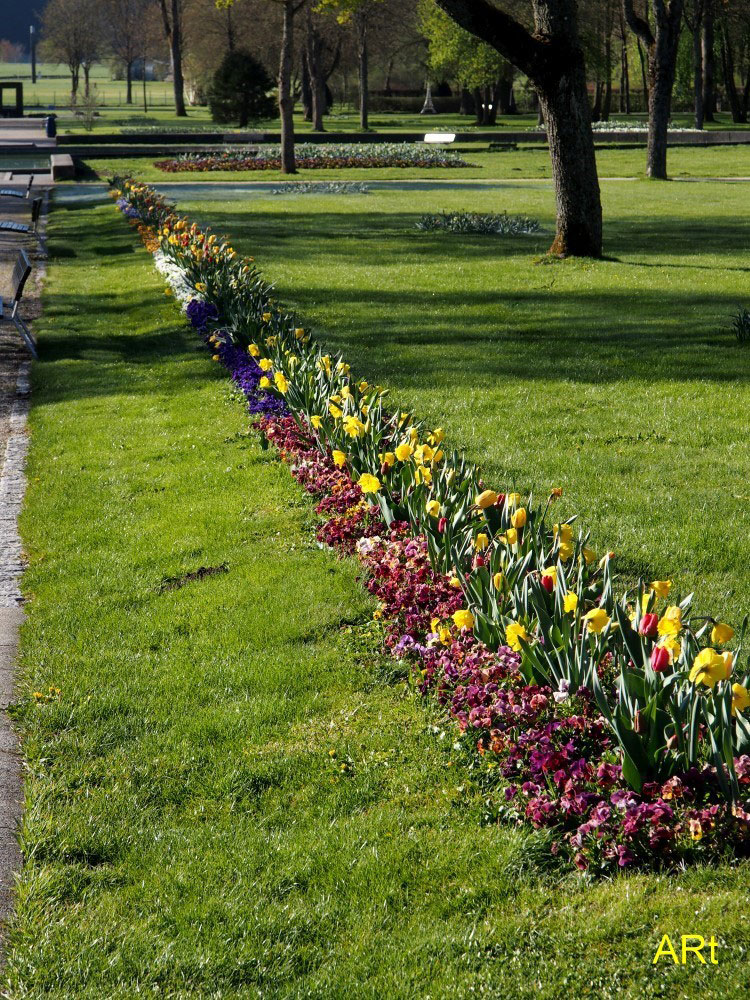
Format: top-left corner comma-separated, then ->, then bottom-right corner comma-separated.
0,175 -> 33,200
0,249 -> 36,358
0,197 -> 42,235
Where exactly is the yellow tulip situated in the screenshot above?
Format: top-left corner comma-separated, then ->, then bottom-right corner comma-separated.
563,593 -> 578,613
732,684 -> 750,716
452,609 -> 474,630
506,492 -> 521,508
711,623 -> 735,645
475,532 -> 489,551
358,473 -> 382,495
584,608 -> 611,634
493,572 -> 503,589
449,576 -> 461,589
689,648 -> 730,688
511,507 -> 527,529
541,566 -> 557,587
476,490 -> 498,509
650,580 -> 672,599
505,622 -> 529,652
332,450 -> 346,468
657,606 -> 682,637
294,327 -> 305,339
426,500 -> 440,517
501,528 -> 518,546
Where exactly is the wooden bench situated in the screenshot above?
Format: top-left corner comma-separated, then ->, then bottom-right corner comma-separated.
0,249 -> 36,358
0,197 -> 42,235
0,175 -> 33,200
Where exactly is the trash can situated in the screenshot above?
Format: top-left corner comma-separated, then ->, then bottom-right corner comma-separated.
45,114 -> 57,138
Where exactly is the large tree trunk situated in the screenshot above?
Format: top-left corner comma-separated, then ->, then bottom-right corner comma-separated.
436,0 -> 603,258
279,0 -> 296,173
702,5 -> 715,121
356,11 -> 368,130
692,5 -> 704,129
625,0 -> 684,180
305,9 -> 326,131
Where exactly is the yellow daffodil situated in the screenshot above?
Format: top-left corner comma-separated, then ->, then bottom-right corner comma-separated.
657,606 -> 682,637
711,623 -> 734,645
452,609 -> 474,630
426,500 -> 440,517
294,327 -> 305,339
248,343 -> 260,357
554,522 -> 573,543
659,637 -> 682,662
559,541 -> 574,561
429,428 -> 445,445
332,450 -> 346,468
262,312 -> 271,322
274,372 -> 289,394
475,532 -> 489,551
581,546 -> 595,564
650,580 -> 672,599
395,442 -> 413,462
449,576 -> 461,589
476,490 -> 498,509
258,358 -> 273,372
310,415 -> 323,429
259,376 -> 271,389
689,647 -> 731,688
336,360 -> 351,375
343,415 -> 366,438
563,592 -> 578,613
584,608 -> 611,634
358,473 -> 381,494
505,622 -> 529,652
511,507 -> 527,529
328,403 -> 343,419
358,380 -> 369,393
211,354 -> 220,362
732,684 -> 750,716
381,452 -> 395,468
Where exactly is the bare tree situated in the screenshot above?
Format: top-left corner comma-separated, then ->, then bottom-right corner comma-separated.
159,0 -> 188,115
623,0 -> 684,179
103,0 -> 151,105
41,0 -> 102,104
304,7 -> 342,131
684,0 -> 705,128
434,0 -> 602,258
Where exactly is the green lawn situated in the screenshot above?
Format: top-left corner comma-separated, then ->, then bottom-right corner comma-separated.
79,142 -> 750,185
5,189 -> 750,998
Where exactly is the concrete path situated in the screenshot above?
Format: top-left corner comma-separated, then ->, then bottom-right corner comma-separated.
0,188 -> 47,950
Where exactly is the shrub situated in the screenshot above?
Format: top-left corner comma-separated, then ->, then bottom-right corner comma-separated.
416,211 -> 541,235
207,49 -> 275,128
732,307 -> 750,344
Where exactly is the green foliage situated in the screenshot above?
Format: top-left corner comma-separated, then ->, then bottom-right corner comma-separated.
415,210 -> 541,234
418,0 -> 507,89
207,48 -> 275,127
733,306 -> 750,344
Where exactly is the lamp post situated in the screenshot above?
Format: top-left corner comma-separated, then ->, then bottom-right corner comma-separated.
30,26 -> 37,85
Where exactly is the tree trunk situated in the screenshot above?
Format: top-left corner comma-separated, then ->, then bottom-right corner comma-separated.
356,12 -> 368,131
702,6 -> 715,121
459,87 -> 473,115
602,35 -> 613,121
637,38 -> 649,110
691,6 -> 704,128
306,10 -> 326,132
171,0 -> 187,116
126,61 -> 133,105
592,81 -> 603,121
301,58 -> 312,121
279,0 -> 296,173
84,65 -> 91,97
473,86 -> 484,124
620,30 -> 631,113
720,24 -> 747,123
70,66 -> 79,105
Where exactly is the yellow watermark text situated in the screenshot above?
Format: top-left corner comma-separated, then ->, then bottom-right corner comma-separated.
653,934 -> 719,965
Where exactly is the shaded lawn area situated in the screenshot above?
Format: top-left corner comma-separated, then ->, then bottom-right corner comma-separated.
79,141 -> 750,184
6,201 -> 750,999
179,180 -> 750,627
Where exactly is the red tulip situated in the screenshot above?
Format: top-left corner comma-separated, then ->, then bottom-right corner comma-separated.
650,645 -> 671,673
639,613 -> 659,638
437,517 -> 447,534
541,574 -> 555,593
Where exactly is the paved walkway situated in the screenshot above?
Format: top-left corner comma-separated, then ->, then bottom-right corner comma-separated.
0,189 -> 46,946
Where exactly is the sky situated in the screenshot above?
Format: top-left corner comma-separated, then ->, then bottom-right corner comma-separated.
2,2 -> 47,49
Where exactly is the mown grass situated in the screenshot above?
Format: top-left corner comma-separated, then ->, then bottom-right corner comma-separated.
80,142 -> 750,185
5,197 -> 750,998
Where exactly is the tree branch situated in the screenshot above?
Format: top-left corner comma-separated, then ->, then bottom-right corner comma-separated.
434,0 -> 547,81
623,0 -> 655,47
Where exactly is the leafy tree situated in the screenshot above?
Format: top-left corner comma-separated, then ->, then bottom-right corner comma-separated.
208,47 -> 276,125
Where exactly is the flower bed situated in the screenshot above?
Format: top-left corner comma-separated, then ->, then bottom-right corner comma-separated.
154,143 -> 474,173
110,177 -> 750,873
416,211 -> 541,235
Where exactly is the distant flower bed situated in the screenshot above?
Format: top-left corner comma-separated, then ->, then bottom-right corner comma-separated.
530,120 -> 701,134
270,181 -> 372,195
112,176 -> 750,875
416,211 -> 541,235
154,142 -> 474,172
